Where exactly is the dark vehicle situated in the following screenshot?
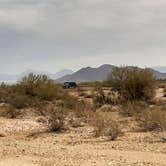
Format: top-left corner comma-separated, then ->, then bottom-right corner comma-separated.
63,82 -> 77,89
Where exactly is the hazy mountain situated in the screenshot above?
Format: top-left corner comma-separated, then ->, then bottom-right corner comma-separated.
56,64 -> 116,83
152,66 -> 166,73
147,68 -> 166,80
56,64 -> 166,83
50,69 -> 73,79
0,69 -> 73,83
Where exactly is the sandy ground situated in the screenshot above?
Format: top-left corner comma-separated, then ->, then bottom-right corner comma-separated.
0,87 -> 165,166
0,116 -> 166,166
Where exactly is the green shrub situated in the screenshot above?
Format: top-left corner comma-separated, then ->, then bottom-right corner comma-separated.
19,73 -> 62,100
107,67 -> 156,101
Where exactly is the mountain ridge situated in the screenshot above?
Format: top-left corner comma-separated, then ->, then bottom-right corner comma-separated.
56,64 -> 166,83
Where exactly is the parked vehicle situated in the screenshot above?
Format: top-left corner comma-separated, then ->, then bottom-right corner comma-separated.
63,82 -> 77,89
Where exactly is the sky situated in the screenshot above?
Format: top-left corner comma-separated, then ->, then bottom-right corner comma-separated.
0,0 -> 166,74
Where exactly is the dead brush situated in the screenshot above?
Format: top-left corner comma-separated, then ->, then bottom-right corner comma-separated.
121,101 -> 148,117
0,105 -> 20,119
47,106 -> 66,132
140,108 -> 166,132
68,100 -> 95,128
90,112 -> 122,140
92,85 -> 120,108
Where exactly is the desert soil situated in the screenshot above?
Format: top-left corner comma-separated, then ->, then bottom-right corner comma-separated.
0,87 -> 165,166
0,116 -> 166,166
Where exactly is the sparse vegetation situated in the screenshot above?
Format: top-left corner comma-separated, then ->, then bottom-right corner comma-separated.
0,74 -> 64,110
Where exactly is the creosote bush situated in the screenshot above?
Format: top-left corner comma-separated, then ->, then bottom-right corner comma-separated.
107,67 -> 156,101
90,112 -> 122,140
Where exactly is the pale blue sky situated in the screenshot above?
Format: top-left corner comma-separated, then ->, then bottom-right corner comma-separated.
0,0 -> 166,74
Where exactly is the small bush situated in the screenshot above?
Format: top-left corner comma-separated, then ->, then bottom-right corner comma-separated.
93,85 -> 119,107
140,108 -> 166,131
107,67 -> 156,101
48,106 -> 66,132
90,112 -> 121,140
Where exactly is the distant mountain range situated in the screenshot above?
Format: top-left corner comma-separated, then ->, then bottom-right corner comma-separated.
152,66 -> 166,73
1,65 -> 166,84
56,64 -> 166,83
0,69 -> 73,83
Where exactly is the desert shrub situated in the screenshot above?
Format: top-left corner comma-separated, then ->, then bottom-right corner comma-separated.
90,112 -> 122,140
107,67 -> 156,101
20,74 -> 62,101
48,106 -> 66,132
140,108 -> 166,131
92,84 -> 119,107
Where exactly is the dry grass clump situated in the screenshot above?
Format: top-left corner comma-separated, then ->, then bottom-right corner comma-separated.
90,112 -> 122,140
47,106 -> 66,132
140,108 -> 166,131
93,85 -> 119,107
121,101 -> 148,117
107,67 -> 156,102
0,105 -> 20,119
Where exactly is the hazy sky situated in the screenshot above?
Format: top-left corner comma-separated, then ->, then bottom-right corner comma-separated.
0,0 -> 166,74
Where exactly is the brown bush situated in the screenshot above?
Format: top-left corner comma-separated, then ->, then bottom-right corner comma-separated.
140,108 -> 166,131
90,112 -> 122,140
0,105 -> 20,119
121,101 -> 148,117
92,85 -> 119,107
48,106 -> 66,132
107,67 -> 156,101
